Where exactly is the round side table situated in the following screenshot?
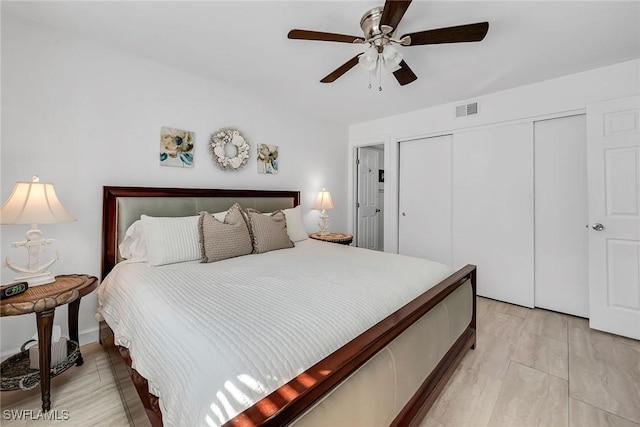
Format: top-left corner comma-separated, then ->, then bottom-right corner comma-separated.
309,232 -> 354,245
0,274 -> 98,411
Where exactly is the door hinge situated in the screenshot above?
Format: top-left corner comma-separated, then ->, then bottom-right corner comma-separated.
356,158 -> 360,165
357,202 -> 360,208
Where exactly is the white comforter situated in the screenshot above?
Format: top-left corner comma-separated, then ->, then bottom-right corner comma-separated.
98,239 -> 452,427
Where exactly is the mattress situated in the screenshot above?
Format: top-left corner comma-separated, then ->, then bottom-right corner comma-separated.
98,239 -> 453,426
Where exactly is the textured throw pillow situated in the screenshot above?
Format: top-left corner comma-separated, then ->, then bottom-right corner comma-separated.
283,205 -> 308,242
199,203 -> 253,263
141,215 -> 200,266
246,209 -> 294,254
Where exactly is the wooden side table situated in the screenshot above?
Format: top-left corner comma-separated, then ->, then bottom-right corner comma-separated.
0,274 -> 98,411
309,232 -> 353,245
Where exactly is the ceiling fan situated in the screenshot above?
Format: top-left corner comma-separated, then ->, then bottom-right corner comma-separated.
288,0 -> 489,88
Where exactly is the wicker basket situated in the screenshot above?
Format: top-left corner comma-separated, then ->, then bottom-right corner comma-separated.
0,340 -> 79,391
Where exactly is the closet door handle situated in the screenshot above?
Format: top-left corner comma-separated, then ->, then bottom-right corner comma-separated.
592,223 -> 604,231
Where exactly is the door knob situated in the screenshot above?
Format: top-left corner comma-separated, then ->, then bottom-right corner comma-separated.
402,212 -> 406,216
592,223 -> 604,231
375,208 -> 381,213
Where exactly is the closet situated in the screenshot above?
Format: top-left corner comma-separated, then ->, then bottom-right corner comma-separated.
452,123 -> 535,307
398,134 -> 452,266
534,115 -> 588,316
398,115 -> 588,314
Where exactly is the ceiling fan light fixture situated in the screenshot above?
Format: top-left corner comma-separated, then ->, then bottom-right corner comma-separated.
364,45 -> 379,60
358,46 -> 379,73
382,44 -> 403,74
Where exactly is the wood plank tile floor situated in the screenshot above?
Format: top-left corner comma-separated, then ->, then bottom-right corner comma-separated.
421,297 -> 640,427
1,342 -> 150,427
1,297 -> 638,426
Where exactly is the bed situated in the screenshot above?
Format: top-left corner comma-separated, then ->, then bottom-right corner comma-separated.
99,186 -> 476,427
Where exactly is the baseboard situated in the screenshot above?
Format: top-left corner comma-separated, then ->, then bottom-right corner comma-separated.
1,326 -> 99,360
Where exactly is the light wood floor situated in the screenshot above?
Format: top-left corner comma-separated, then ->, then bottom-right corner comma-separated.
1,297 -> 638,426
1,342 -> 150,427
421,297 -> 640,427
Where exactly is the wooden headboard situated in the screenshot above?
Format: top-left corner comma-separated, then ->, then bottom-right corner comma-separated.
101,186 -> 300,279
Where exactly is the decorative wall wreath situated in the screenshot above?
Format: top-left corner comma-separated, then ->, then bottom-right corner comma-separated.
209,128 -> 250,170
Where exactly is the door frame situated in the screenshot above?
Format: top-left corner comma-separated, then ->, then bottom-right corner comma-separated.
348,136 -> 389,251
356,145 -> 384,250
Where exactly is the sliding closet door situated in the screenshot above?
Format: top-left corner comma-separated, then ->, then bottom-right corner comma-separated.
453,123 -> 534,307
398,135 -> 453,266
534,115 -> 588,317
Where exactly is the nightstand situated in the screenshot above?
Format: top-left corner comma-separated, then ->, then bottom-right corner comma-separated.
0,274 -> 98,411
309,232 -> 353,245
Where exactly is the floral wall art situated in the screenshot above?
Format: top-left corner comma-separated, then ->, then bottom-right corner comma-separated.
160,126 -> 194,167
257,144 -> 279,174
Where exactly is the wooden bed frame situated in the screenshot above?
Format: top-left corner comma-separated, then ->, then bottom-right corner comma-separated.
100,186 -> 477,427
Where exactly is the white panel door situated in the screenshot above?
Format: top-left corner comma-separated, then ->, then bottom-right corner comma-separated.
357,147 -> 379,250
534,115 -> 589,317
453,123 -> 534,307
587,95 -> 640,339
398,135 -> 453,266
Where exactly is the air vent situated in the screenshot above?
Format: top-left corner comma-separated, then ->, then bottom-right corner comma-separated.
455,101 -> 479,118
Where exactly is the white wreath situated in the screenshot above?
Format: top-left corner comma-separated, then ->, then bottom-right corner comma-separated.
209,128 -> 250,170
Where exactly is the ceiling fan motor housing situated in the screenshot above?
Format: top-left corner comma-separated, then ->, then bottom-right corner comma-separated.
360,7 -> 386,40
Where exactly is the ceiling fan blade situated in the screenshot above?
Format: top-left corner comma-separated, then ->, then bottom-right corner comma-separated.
380,0 -> 412,31
393,60 -> 417,86
402,22 -> 489,46
320,54 -> 362,83
288,29 -> 364,44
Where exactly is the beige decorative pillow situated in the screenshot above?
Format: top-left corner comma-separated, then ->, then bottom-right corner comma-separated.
246,209 -> 295,254
199,203 -> 253,263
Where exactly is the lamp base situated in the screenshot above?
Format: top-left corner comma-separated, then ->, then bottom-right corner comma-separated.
318,209 -> 330,235
11,271 -> 56,287
5,226 -> 59,287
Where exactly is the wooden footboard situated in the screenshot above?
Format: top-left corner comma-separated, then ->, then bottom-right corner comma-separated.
101,265 -> 476,427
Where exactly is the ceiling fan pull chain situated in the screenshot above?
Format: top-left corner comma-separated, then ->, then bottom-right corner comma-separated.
378,54 -> 383,91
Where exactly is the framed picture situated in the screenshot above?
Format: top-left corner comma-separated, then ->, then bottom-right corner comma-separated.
257,144 -> 279,174
160,127 -> 194,167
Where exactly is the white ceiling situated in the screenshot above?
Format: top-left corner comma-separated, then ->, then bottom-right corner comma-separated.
3,1 -> 640,125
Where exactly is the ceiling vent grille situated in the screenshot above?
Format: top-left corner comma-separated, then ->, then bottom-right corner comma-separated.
456,101 -> 479,118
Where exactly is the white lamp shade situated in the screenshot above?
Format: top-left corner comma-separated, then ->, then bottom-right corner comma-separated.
0,178 -> 76,224
382,45 -> 402,74
358,46 -> 379,73
312,188 -> 335,210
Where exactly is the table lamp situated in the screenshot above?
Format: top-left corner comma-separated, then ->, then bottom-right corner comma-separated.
0,176 -> 76,286
312,188 -> 335,235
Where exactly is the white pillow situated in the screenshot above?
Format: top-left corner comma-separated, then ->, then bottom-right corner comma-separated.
283,205 -> 308,242
212,210 -> 228,222
141,215 -> 200,266
119,220 -> 148,260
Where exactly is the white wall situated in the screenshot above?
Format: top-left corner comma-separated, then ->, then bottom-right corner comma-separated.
349,59 -> 640,253
0,17 -> 348,356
